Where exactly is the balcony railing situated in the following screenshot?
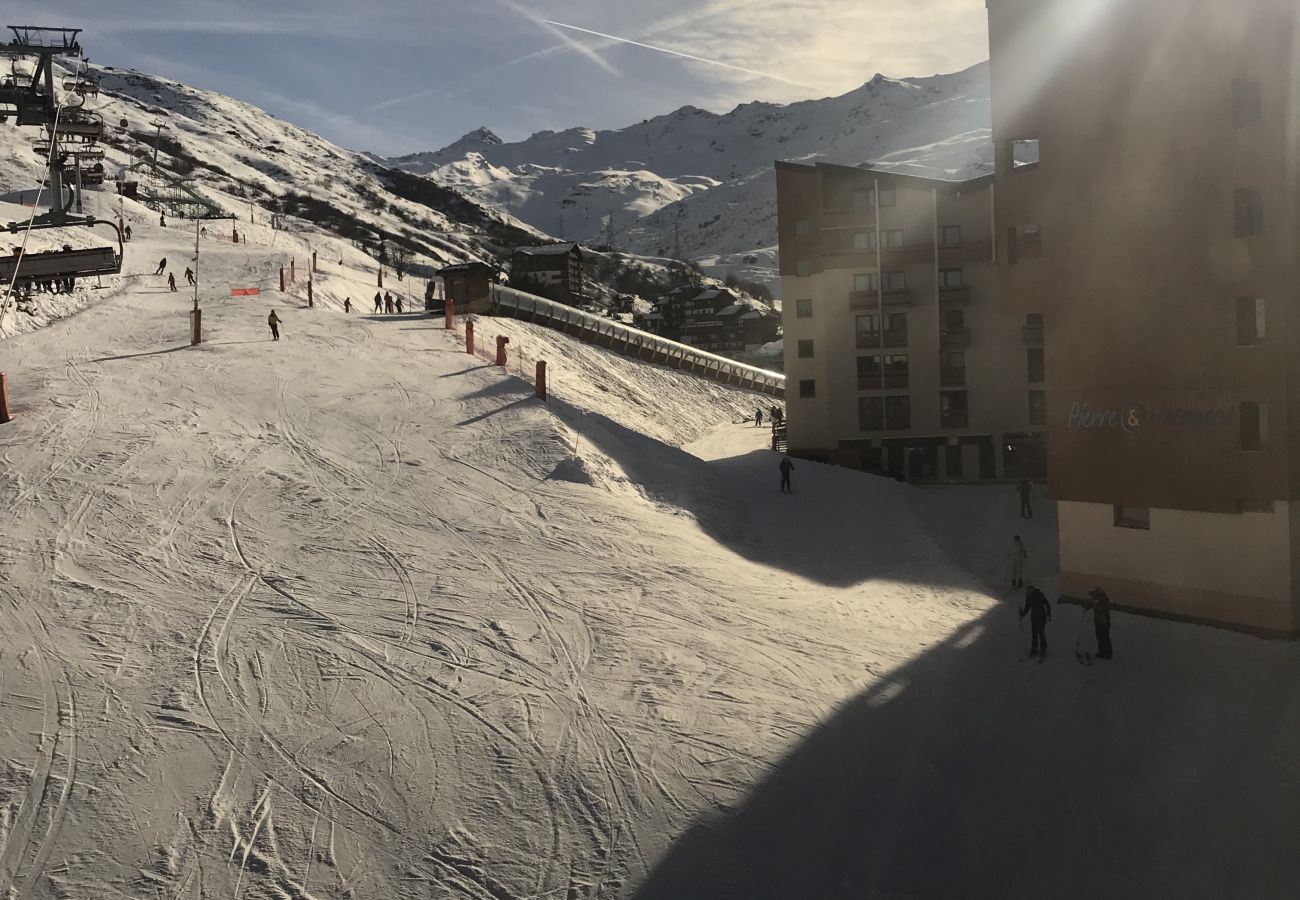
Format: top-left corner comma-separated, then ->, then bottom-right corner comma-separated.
938,284 -> 971,303
1023,324 -> 1044,343
856,330 -> 908,350
857,373 -> 910,391
940,327 -> 972,348
882,288 -> 912,307
940,369 -> 966,388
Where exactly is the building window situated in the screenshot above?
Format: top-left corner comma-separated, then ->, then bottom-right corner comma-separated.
883,271 -> 906,291
1027,347 -> 1045,383
940,225 -> 962,247
859,396 -> 883,431
853,230 -> 876,251
1234,189 -> 1262,237
941,391 -> 969,428
885,395 -> 911,429
1022,223 -> 1042,248
853,272 -> 878,294
856,315 -> 879,349
941,351 -> 966,387
1233,79 -> 1261,127
884,354 -> 910,389
799,379 -> 816,399
939,268 -> 963,288
794,219 -> 811,236
857,355 -> 881,390
878,188 -> 896,208
882,229 -> 905,250
796,259 -> 813,276
856,313 -> 907,349
940,308 -> 965,334
797,339 -> 815,358
1236,297 -> 1265,345
795,298 -> 813,318
1028,390 -> 1046,426
1240,401 -> 1266,450
1114,505 -> 1151,530
850,188 -> 871,209
1010,138 -> 1040,170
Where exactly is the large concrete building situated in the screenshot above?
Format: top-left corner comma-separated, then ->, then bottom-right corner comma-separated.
987,0 -> 1300,633
777,162 -> 1046,481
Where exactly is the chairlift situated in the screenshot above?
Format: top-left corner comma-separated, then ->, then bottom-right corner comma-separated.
0,218 -> 123,289
62,76 -> 98,97
5,26 -> 83,56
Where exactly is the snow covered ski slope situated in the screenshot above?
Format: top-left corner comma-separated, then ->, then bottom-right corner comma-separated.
3,222 -> 1300,899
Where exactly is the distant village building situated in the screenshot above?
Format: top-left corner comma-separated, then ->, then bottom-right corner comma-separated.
437,261 -> 496,314
642,286 -> 780,356
510,242 -> 586,306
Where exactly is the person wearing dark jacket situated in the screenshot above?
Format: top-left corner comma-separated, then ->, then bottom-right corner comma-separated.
1088,587 -> 1113,660
154,257 -> 167,275
267,310 -> 282,341
184,267 -> 195,285
373,291 -> 382,313
779,455 -> 794,494
1018,479 -> 1034,518
124,224 -> 132,241
395,296 -> 403,314
167,272 -> 177,292
755,408 -> 763,428
1019,584 -> 1052,657
343,297 -> 352,313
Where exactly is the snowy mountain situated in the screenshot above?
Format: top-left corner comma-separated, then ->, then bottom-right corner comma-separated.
0,62 -> 544,282
384,63 -> 992,277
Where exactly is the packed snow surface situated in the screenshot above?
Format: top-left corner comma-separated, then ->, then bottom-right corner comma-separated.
3,206 -> 1300,900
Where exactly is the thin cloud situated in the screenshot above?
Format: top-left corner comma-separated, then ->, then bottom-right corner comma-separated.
543,20 -> 823,90
496,0 -> 619,76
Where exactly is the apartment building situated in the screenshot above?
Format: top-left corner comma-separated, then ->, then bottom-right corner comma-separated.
643,286 -> 780,355
510,242 -> 586,307
777,161 -> 1045,481
987,0 -> 1300,633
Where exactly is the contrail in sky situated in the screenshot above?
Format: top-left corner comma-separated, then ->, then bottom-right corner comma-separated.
542,20 -> 821,90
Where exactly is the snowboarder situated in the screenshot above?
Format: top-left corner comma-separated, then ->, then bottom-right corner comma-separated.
123,224 -> 132,241
1019,584 -> 1052,657
167,272 -> 177,292
395,296 -> 404,314
343,297 -> 352,313
154,257 -> 167,275
184,267 -> 195,286
779,455 -> 794,494
373,291 -> 382,313
755,408 -> 764,428
1088,587 -> 1113,660
267,310 -> 282,341
1009,535 -> 1027,588
1018,479 -> 1034,519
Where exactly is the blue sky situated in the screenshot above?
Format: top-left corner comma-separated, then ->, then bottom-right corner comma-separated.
17,0 -> 989,155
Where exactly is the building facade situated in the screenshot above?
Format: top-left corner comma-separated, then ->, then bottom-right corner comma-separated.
987,0 -> 1300,633
437,261 -> 495,313
645,286 -> 780,355
510,242 -> 586,307
777,162 -> 1045,481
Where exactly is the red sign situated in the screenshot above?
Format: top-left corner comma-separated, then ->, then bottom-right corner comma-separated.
231,287 -> 260,297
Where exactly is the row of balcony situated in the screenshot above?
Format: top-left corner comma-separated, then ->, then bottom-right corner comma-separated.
849,285 -> 971,308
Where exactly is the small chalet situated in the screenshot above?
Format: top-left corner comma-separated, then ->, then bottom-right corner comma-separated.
646,286 -> 779,355
510,242 -> 586,307
437,261 -> 496,314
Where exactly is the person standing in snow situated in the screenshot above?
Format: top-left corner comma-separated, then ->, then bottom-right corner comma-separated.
779,455 -> 794,494
184,267 -> 195,286
1009,535 -> 1028,588
1088,587 -> 1114,660
343,297 -> 352,313
385,293 -> 395,314
159,213 -> 166,227
373,291 -> 382,313
1019,584 -> 1052,657
124,224 -> 132,241
1018,479 -> 1034,519
154,257 -> 167,275
755,408 -> 764,428
395,296 -> 404,314
167,272 -> 177,292
267,310 -> 282,341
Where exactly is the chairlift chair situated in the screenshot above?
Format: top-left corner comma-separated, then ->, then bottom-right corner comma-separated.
0,219 -> 123,288
62,76 -> 98,97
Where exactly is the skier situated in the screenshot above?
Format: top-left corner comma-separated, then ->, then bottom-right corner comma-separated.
779,455 -> 794,494
167,272 -> 177,292
1088,587 -> 1113,660
1009,535 -> 1027,588
385,293 -> 395,314
159,213 -> 166,227
154,257 -> 167,275
343,297 -> 352,313
267,310 -> 282,341
184,267 -> 195,286
123,224 -> 133,241
1018,479 -> 1034,519
373,291 -> 382,313
755,408 -> 763,428
1019,583 -> 1052,658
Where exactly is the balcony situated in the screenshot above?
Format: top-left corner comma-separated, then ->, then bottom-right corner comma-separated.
940,369 -> 966,388
938,239 -> 995,265
856,330 -> 908,350
882,288 -> 912,307
940,327 -> 972,348
1023,324 -> 1044,343
880,244 -> 935,267
857,374 -> 910,391
938,285 -> 970,304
